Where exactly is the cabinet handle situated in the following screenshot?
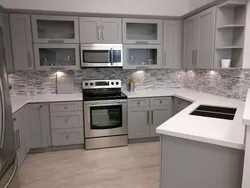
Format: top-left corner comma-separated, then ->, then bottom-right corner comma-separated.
64,106 -> 68,110
147,111 -> 150,125
14,131 -> 18,150
151,111 -> 154,125
164,52 -> 167,66
192,50 -> 194,66
65,118 -> 69,123
48,40 -> 64,44
102,25 -> 104,40
16,130 -> 20,148
195,50 -> 197,66
40,105 -> 43,109
27,52 -> 32,67
137,102 -> 140,105
66,135 -> 70,140
97,25 -> 101,40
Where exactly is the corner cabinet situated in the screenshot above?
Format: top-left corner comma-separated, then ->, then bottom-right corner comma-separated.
9,14 -> 34,70
31,15 -> 79,44
27,104 -> 51,149
163,20 -> 182,69
123,18 -> 163,44
79,17 -> 122,44
183,6 -> 216,69
34,44 -> 80,70
123,45 -> 162,69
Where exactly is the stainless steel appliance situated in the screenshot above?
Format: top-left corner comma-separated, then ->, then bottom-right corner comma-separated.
0,19 -> 20,187
81,44 -> 123,67
83,80 -> 128,150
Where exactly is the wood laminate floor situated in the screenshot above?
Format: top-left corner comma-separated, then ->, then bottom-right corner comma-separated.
19,142 -> 160,188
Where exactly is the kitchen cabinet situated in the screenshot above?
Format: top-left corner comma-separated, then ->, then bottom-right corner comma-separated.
173,97 -> 192,115
10,14 -> 34,70
163,20 -> 182,69
50,102 -> 84,146
31,15 -> 79,44
123,44 -> 162,69
13,109 -> 27,167
79,17 -> 122,44
128,97 -> 172,139
123,18 -> 163,44
183,6 -> 216,69
33,44 -> 80,70
27,104 -> 51,149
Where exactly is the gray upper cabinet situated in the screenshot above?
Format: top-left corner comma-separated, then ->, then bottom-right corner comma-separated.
197,7 -> 216,68
183,6 -> 216,69
27,104 -> 51,149
183,15 -> 198,69
10,14 -> 34,70
163,20 -> 182,69
31,15 -> 79,44
123,18 -> 163,44
33,43 -> 80,70
79,17 -> 122,44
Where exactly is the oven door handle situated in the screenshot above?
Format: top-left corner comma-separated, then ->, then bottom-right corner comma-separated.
84,100 -> 127,107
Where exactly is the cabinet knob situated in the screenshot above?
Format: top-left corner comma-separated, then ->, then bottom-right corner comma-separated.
13,118 -> 16,121
137,102 -> 140,105
66,135 -> 70,140
40,105 -> 43,108
159,101 -> 162,104
64,106 -> 68,110
65,118 -> 69,123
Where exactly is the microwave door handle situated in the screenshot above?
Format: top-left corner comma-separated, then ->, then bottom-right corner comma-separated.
0,77 -> 5,148
110,48 -> 113,65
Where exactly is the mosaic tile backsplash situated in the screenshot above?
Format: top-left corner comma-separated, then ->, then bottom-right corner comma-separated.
8,69 -> 250,101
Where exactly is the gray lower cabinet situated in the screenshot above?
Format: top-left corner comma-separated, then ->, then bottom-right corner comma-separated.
50,102 -> 84,146
173,97 -> 192,115
27,104 -> 51,149
13,109 -> 27,167
163,20 -> 182,69
128,97 -> 172,139
9,14 -> 34,71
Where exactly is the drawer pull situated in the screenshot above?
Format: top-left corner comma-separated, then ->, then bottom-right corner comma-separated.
66,135 -> 70,140
137,102 -> 140,105
64,106 -> 68,110
65,118 -> 69,123
159,100 -> 162,104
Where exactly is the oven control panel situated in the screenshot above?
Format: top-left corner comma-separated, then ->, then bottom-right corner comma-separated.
82,80 -> 122,89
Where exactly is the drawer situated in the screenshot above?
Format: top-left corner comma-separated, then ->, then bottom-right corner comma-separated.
129,98 -> 149,107
52,128 -> 84,146
51,111 -> 83,129
150,97 -> 171,106
50,102 -> 82,112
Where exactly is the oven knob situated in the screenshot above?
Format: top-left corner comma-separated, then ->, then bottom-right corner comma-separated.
116,82 -> 119,85
85,83 -> 88,86
90,83 -> 94,86
111,82 -> 114,85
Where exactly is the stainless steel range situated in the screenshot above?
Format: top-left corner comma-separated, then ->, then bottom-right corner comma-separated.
82,80 -> 128,150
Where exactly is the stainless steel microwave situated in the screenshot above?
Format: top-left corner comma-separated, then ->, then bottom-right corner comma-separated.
81,44 -> 123,68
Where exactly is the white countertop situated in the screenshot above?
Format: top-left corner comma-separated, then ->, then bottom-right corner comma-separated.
11,89 -> 245,150
11,93 -> 82,113
124,88 -> 245,150
243,89 -> 250,126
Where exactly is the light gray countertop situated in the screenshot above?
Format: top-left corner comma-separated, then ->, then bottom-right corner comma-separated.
11,88 -> 245,150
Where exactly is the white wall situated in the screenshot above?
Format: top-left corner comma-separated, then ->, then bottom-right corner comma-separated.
243,0 -> 250,68
0,0 -> 190,16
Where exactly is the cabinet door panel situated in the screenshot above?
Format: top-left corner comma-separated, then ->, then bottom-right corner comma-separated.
27,104 -> 51,149
128,107 -> 150,139
79,17 -> 101,43
10,14 -> 34,70
101,18 -> 122,44
197,7 -> 216,68
183,15 -> 198,69
150,106 -> 172,137
163,20 -> 182,69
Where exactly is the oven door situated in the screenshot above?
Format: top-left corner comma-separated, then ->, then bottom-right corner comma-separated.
84,100 -> 128,138
81,44 -> 123,67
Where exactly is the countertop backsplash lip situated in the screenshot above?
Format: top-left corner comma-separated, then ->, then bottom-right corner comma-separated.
8,69 -> 250,101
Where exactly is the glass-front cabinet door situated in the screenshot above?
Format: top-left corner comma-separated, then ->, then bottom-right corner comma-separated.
123,18 -> 163,44
34,44 -> 80,70
32,15 -> 79,43
123,45 -> 162,69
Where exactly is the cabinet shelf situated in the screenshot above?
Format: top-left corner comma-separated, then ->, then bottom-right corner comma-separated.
216,46 -> 244,50
218,1 -> 247,8
217,24 -> 245,29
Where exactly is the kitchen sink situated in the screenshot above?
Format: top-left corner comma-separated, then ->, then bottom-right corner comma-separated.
190,105 -> 237,120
